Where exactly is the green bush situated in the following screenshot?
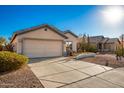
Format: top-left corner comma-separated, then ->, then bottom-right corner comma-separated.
115,48 -> 123,56
0,51 -> 28,72
0,44 -> 3,51
86,44 -> 97,53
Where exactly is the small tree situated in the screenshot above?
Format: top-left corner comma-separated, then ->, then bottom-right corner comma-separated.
0,37 -> 7,51
0,37 -> 6,45
86,44 -> 97,53
81,34 -> 88,52
115,47 -> 122,60
77,34 -> 97,53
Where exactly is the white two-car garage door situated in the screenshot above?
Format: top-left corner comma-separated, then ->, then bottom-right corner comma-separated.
23,39 -> 63,58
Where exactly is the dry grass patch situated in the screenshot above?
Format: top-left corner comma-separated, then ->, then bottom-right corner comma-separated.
81,54 -> 124,68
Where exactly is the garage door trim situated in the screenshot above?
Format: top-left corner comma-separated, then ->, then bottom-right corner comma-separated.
21,38 -> 64,57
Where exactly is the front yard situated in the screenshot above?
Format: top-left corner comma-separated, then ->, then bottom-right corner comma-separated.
0,53 -> 124,88
0,65 -> 44,88
80,54 -> 124,68
0,51 -> 43,88
28,57 -> 124,88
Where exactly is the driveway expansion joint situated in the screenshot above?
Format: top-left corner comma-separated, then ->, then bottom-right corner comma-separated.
38,69 -> 75,78
96,76 -> 123,88
29,57 -> 124,88
39,79 -> 68,84
59,69 -> 114,87
58,75 -> 97,88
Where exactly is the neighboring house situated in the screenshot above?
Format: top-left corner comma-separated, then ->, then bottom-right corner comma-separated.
10,24 -> 78,58
89,36 -> 121,52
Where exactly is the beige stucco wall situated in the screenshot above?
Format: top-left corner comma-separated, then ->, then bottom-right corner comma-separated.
12,27 -> 65,54
110,43 -> 116,51
104,43 -> 114,51
11,36 -> 18,52
104,42 -> 120,52
115,42 -> 121,51
64,33 -> 78,52
18,27 -> 65,40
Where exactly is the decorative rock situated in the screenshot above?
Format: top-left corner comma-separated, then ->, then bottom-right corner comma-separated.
76,53 -> 96,60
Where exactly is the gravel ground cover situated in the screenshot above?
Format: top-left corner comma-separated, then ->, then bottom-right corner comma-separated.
80,54 -> 124,68
0,65 -> 44,88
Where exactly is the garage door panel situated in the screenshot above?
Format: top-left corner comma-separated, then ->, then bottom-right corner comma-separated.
23,39 -> 62,58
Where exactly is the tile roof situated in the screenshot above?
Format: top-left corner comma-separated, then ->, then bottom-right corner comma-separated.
99,38 -> 109,43
10,24 -> 68,43
106,38 -> 119,43
63,30 -> 78,38
89,36 -> 104,43
89,35 -> 120,44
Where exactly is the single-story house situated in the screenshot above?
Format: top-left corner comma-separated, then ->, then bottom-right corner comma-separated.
89,36 -> 121,52
10,24 -> 78,58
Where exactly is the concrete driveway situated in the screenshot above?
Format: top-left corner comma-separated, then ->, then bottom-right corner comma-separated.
28,57 -> 124,88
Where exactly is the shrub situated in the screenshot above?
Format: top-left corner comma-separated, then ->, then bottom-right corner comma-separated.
0,51 -> 28,72
115,48 -> 123,56
0,44 -> 3,51
77,42 -> 97,53
86,44 -> 97,53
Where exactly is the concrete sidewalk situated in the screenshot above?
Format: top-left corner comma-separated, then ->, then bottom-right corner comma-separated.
28,57 -> 124,88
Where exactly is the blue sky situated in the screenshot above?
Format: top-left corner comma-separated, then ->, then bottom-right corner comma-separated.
0,5 -> 124,40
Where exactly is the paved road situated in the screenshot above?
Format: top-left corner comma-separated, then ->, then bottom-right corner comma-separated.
28,57 -> 124,88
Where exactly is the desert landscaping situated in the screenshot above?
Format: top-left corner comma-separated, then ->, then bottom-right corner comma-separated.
80,54 -> 124,68
0,5 -> 124,88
